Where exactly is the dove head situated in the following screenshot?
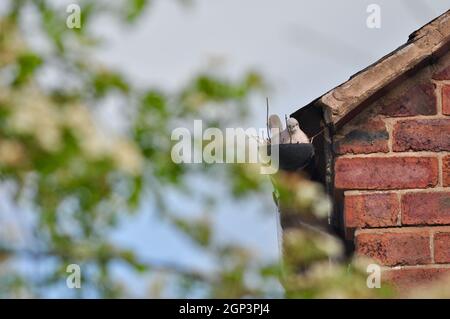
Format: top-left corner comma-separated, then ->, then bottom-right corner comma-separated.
287,118 -> 300,133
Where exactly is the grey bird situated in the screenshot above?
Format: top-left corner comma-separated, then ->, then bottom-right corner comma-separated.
268,114 -> 283,143
280,118 -> 309,144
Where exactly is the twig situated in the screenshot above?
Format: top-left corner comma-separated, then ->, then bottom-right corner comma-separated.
285,114 -> 291,143
309,127 -> 327,144
266,97 -> 271,142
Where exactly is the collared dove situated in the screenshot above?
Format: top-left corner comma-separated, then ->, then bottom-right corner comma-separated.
268,114 -> 283,143
280,118 -> 309,144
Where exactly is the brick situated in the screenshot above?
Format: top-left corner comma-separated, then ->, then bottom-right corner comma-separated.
380,83 -> 436,117
433,65 -> 450,80
356,230 -> 431,266
335,157 -> 438,190
344,193 -> 399,228
393,119 -> 450,152
435,232 -> 450,263
402,192 -> 450,225
384,267 -> 450,290
443,85 -> 450,116
444,155 -> 450,187
334,118 -> 389,155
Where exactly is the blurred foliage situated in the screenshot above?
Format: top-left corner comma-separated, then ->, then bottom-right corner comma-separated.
271,172 -> 396,298
283,260 -> 394,299
0,0 -> 274,298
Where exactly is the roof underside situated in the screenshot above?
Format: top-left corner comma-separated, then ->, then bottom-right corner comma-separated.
292,9 -> 450,136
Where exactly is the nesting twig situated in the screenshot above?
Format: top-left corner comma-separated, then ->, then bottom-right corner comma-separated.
266,97 -> 271,143
285,114 -> 292,143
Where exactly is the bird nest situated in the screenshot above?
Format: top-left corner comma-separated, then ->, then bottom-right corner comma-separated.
264,143 -> 315,171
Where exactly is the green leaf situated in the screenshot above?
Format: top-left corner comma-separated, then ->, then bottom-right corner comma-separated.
172,217 -> 212,247
92,71 -> 130,97
13,52 -> 43,86
126,0 -> 149,22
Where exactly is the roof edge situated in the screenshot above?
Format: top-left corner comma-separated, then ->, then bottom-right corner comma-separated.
296,10 -> 450,129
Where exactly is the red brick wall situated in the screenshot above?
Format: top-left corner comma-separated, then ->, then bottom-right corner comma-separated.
334,56 -> 450,289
